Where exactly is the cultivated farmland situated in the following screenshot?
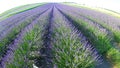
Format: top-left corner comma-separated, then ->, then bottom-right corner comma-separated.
0,3 -> 120,68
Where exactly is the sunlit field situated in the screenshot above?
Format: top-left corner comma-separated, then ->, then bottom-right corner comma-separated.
0,3 -> 120,68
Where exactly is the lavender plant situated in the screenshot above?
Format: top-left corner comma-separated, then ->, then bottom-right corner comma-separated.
52,7 -> 102,68
0,3 -> 120,68
4,9 -> 51,68
61,3 -> 120,46
0,3 -> 46,21
0,7 -> 49,61
56,4 -> 120,68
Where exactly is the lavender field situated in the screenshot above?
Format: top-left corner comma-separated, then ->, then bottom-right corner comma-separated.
0,3 -> 120,68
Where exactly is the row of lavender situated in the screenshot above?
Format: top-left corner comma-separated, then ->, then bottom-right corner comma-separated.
0,6 -> 54,68
52,7 -> 102,68
0,4 -> 53,68
0,3 -> 104,68
62,3 -> 120,49
0,4 -> 52,61
56,3 -> 120,68
0,3 -> 51,34
4,8 -> 52,68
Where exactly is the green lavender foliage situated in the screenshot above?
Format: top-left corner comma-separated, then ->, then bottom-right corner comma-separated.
52,9 -> 96,68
